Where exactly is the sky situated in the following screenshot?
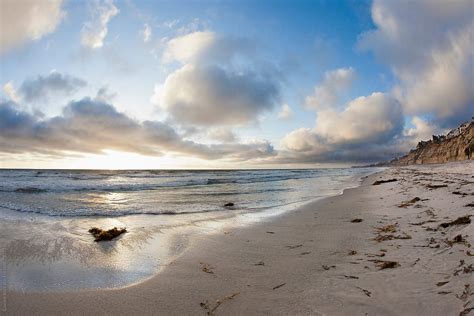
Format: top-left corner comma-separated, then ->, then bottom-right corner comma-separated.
0,0 -> 473,169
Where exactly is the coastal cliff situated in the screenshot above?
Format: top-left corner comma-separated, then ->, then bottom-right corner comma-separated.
389,119 -> 474,166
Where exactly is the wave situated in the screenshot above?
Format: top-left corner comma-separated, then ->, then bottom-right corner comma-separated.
14,187 -> 48,193
0,201 -> 249,217
0,172 -> 321,194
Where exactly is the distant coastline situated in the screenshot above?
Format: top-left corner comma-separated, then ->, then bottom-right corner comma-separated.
364,118 -> 474,167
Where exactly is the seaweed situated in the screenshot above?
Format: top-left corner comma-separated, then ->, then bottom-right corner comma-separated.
460,307 -> 474,316
411,258 -> 420,266
456,284 -> 471,301
351,218 -> 363,223
376,224 -> 398,233
398,197 -> 421,208
200,262 -> 215,274
373,232 -> 411,242
88,227 -> 126,242
200,292 -> 240,315
409,220 -> 437,226
438,291 -> 451,295
426,184 -> 448,189
356,286 -> 372,297
439,215 -> 471,228
446,234 -> 471,247
272,283 -> 286,290
374,260 -> 400,270
372,179 -> 397,185
286,244 -> 303,249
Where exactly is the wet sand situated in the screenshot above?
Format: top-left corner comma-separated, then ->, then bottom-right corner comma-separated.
5,161 -> 474,315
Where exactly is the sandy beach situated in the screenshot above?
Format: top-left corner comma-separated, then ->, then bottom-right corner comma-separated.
4,161 -> 474,315
2,0 -> 473,314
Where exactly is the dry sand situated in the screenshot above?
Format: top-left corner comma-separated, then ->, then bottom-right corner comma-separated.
5,161 -> 474,315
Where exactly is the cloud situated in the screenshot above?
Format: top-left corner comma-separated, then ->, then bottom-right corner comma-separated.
3,82 -> 21,103
313,92 -> 404,145
280,128 -> 329,154
13,72 -> 87,103
154,30 -> 278,129
162,30 -> 256,64
278,104 -> 293,120
94,86 -> 117,102
141,23 -> 152,43
280,92 -> 405,162
207,128 -> 237,143
400,116 -> 443,151
305,67 -> 355,110
155,64 -> 279,126
0,98 -> 275,161
358,0 -> 473,126
0,0 -> 65,54
81,0 -> 119,49
162,19 -> 180,29
163,31 -> 215,64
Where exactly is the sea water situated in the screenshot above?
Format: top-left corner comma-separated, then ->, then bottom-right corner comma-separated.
0,168 -> 378,291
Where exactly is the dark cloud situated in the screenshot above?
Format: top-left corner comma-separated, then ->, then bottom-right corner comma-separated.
19,72 -> 87,102
0,98 -> 275,161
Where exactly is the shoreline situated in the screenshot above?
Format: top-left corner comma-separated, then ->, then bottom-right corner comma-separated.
4,161 -> 474,315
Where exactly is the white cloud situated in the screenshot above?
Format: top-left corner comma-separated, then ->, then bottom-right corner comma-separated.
81,0 -> 119,49
162,31 -> 215,64
278,104 -> 293,120
400,116 -> 442,152
155,64 -> 279,126
162,30 -> 256,65
0,0 -> 65,54
358,0 -> 473,126
313,92 -> 403,145
162,19 -> 180,29
150,83 -> 164,106
3,82 -> 21,103
305,67 -> 355,110
281,128 -> 327,153
404,116 -> 437,140
154,30 -> 275,129
142,23 -> 152,43
281,92 -> 405,162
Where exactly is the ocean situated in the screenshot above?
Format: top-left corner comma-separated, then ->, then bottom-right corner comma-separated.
0,167 -> 378,291
0,168 -> 375,217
